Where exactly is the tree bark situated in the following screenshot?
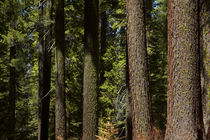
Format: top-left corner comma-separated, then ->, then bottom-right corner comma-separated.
126,0 -> 152,139
8,1 -> 17,139
165,0 -> 204,139
55,0 -> 66,140
200,0 -> 210,138
38,0 -> 52,139
82,0 -> 99,139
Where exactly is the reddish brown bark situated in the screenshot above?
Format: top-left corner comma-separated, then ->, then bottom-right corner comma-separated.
165,0 -> 204,139
126,0 -> 152,139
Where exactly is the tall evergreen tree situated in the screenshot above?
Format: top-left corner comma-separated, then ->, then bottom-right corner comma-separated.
38,0 -> 52,139
82,0 -> 99,139
8,0 -> 18,139
165,0 -> 204,139
126,0 -> 152,139
55,0 -> 66,139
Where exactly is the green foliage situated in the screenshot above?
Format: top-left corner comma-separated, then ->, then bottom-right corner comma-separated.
0,0 -> 169,139
147,0 -> 168,130
65,0 -> 84,139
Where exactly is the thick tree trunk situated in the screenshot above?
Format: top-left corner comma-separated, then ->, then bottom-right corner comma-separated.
82,0 -> 99,139
55,0 -> 66,140
126,0 -> 152,139
200,0 -> 210,139
165,0 -> 204,139
8,45 -> 16,140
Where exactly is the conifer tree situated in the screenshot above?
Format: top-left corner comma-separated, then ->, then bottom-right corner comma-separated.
55,0 -> 66,139
165,0 -> 204,139
38,0 -> 52,139
126,0 -> 152,139
82,0 -> 99,139
8,1 -> 18,139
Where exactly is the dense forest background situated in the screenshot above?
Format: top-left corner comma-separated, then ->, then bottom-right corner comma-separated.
0,0 -> 209,140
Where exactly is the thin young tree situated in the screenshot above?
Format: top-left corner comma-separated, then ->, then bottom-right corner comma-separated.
8,42 -> 16,140
165,0 -> 204,139
38,0 -> 52,139
8,1 -> 17,139
82,0 -> 99,139
55,0 -> 66,139
126,0 -> 152,139
125,23 -> 132,140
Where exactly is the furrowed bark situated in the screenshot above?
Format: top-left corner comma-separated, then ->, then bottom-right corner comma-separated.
126,0 -> 152,139
165,0 -> 204,139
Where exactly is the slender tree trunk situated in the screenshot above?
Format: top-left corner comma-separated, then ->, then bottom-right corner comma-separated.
38,0 -> 52,139
126,0 -> 152,139
200,0 -> 210,138
38,2 -> 51,140
8,1 -> 17,139
8,45 -> 16,140
82,0 -> 99,139
38,3 -> 44,138
125,29 -> 132,140
165,0 -> 204,139
125,88 -> 132,140
98,10 -> 107,129
55,0 -> 66,139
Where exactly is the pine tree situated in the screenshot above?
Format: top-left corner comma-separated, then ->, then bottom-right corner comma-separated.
8,1 -> 18,139
82,0 -> 99,139
126,0 -> 152,139
165,0 -> 204,139
38,0 -> 52,139
55,0 -> 66,139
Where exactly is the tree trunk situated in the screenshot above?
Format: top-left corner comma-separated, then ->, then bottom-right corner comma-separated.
165,0 -> 204,139
55,0 -> 66,139
38,0 -> 52,139
8,1 -> 17,139
8,45 -> 16,140
82,0 -> 99,139
126,0 -> 152,139
200,0 -> 210,138
125,88 -> 132,140
125,30 -> 132,140
98,10 -> 107,131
